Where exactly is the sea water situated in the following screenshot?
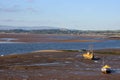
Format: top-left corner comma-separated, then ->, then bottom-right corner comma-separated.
0,40 -> 120,55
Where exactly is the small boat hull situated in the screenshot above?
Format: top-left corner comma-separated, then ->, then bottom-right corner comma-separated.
83,52 -> 94,60
101,65 -> 111,74
101,68 -> 111,74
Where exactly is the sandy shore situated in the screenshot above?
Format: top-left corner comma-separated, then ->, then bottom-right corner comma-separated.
0,49 -> 120,80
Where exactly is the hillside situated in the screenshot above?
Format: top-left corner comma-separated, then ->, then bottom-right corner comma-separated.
0,25 -> 61,30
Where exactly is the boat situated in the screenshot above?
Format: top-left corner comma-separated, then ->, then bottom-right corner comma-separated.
82,45 -> 94,60
82,51 -> 94,60
101,57 -> 112,74
101,65 -> 112,74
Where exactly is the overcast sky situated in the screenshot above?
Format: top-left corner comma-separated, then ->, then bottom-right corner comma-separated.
0,0 -> 120,30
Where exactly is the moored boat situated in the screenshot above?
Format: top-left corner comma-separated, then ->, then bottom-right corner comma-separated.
82,45 -> 94,60
101,65 -> 112,74
82,51 -> 94,60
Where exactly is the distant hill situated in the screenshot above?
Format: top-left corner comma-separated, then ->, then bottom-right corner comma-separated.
0,25 -> 120,35
0,25 -> 62,30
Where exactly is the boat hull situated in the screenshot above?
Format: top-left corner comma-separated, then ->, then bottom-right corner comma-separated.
101,68 -> 111,74
83,52 -> 94,60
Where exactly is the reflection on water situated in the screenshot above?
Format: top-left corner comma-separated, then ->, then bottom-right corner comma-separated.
0,40 -> 120,55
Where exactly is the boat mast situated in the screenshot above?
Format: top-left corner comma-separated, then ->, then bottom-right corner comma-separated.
102,57 -> 105,66
89,45 -> 93,53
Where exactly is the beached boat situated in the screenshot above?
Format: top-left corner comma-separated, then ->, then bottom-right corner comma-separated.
101,65 -> 112,74
82,45 -> 94,60
82,51 -> 94,60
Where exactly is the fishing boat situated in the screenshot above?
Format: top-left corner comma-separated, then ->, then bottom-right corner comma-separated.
82,51 -> 94,60
82,45 -> 94,60
101,65 -> 112,74
101,57 -> 112,74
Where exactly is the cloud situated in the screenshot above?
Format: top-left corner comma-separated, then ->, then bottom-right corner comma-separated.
0,19 -> 41,23
26,7 -> 38,12
0,19 -> 26,22
26,0 -> 35,2
2,19 -> 14,22
0,7 -> 38,13
0,7 -> 20,12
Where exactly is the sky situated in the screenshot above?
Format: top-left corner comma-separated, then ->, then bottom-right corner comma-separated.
0,0 -> 120,30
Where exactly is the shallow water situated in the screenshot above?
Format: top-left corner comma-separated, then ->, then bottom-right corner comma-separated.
0,39 -> 120,55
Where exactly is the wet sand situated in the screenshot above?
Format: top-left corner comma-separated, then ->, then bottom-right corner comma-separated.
0,49 -> 120,80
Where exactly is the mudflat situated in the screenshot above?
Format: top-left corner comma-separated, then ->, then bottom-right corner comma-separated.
0,49 -> 120,80
0,33 -> 106,43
